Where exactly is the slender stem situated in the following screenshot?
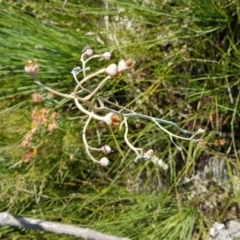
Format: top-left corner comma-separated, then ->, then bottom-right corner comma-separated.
34,79 -> 74,100
85,55 -> 103,65
72,73 -> 79,84
153,119 -> 197,141
34,77 -> 106,122
80,54 -> 103,77
34,78 -> 194,137
123,116 -> 142,155
76,68 -> 106,93
74,96 -> 105,121
80,54 -> 86,78
77,75 -> 111,102
82,116 -> 98,163
72,69 -> 111,121
125,113 -> 193,135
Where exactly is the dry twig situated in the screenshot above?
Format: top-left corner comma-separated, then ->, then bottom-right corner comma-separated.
0,212 -> 130,240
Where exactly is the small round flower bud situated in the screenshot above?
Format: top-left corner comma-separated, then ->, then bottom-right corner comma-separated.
105,63 -> 118,77
82,46 -> 93,57
101,145 -> 112,154
99,157 -> 110,167
143,149 -> 154,161
102,52 -> 111,60
25,59 -> 39,76
146,149 -> 154,156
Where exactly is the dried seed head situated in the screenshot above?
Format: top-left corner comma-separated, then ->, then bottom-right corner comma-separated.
48,122 -> 58,133
103,112 -> 121,126
31,93 -> 43,103
111,114 -> 121,126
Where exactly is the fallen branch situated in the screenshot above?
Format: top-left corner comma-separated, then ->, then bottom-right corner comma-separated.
0,212 -> 130,240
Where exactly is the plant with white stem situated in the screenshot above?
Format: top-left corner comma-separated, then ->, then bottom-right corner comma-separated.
25,46 -> 204,168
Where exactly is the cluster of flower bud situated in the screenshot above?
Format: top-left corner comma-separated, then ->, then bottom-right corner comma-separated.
82,46 -> 112,61
93,145 -> 112,167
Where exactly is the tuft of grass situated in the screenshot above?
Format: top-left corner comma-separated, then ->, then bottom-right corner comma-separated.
0,0 -> 240,239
